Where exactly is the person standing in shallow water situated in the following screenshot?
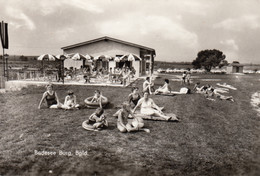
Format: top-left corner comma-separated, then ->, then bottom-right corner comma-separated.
38,83 -> 62,109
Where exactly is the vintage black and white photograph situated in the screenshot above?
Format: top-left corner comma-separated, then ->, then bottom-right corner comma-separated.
0,0 -> 259,175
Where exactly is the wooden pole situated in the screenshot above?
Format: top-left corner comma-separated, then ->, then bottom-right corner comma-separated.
5,54 -> 8,81
2,48 -> 5,77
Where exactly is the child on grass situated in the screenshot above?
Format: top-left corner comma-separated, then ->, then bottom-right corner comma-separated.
90,90 -> 106,104
116,102 -> 150,133
63,90 -> 80,110
82,107 -> 108,131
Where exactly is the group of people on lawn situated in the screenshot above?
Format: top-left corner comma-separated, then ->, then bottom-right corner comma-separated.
38,74 -> 234,133
193,82 -> 234,102
38,77 -> 179,133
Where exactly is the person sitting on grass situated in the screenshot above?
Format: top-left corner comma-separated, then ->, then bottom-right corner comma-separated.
133,92 -> 179,121
63,90 -> 80,110
82,107 -> 108,131
38,83 -> 63,109
90,90 -> 107,104
117,102 -> 150,133
128,87 -> 142,108
154,79 -> 171,94
143,77 -> 154,94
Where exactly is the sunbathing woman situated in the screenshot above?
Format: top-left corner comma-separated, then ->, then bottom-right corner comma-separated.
117,102 -> 150,133
193,82 -> 209,93
38,83 -> 62,109
63,90 -> 80,110
128,87 -> 142,107
154,79 -> 171,94
133,92 -> 179,121
206,87 -> 234,102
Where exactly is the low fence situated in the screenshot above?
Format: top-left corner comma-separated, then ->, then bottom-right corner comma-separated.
8,68 -> 60,82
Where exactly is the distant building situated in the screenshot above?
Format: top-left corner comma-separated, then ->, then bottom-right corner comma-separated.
61,36 -> 156,77
226,63 -> 244,73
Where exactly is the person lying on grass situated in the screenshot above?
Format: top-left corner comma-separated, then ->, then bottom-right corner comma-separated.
132,92 -> 179,121
63,90 -> 80,110
154,79 -> 171,94
82,107 -> 108,131
117,102 -> 150,133
128,87 -> 142,108
205,87 -> 234,102
90,90 -> 107,103
193,82 -> 209,93
38,83 -> 63,109
194,83 -> 229,94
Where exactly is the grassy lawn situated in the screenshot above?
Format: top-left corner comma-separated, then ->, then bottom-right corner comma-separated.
0,73 -> 259,176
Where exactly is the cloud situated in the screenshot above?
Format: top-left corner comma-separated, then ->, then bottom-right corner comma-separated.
181,0 -> 209,16
55,27 -> 75,41
37,0 -> 104,15
224,51 -> 239,62
65,0 -> 104,14
97,14 -> 198,49
6,6 -> 36,30
213,15 -> 260,31
220,39 -> 239,51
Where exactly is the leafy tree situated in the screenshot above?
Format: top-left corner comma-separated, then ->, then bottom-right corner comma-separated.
219,60 -> 229,68
19,55 -> 28,61
192,49 -> 226,72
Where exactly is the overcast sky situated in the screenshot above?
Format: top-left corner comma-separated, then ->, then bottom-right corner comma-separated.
1,0 -> 260,63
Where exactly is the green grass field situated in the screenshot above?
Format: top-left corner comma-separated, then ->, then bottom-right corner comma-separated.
0,73 -> 259,176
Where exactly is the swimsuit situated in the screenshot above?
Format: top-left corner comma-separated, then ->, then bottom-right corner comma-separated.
45,91 -> 57,107
140,99 -> 157,115
129,93 -> 141,105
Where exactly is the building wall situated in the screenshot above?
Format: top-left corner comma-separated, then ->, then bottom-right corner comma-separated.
63,40 -> 144,76
232,66 -> 243,73
63,40 -> 140,57
64,59 -> 84,69
226,66 -> 232,74
108,61 -> 116,73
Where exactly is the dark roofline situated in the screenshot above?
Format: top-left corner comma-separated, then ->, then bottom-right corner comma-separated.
228,63 -> 245,67
61,36 -> 156,55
